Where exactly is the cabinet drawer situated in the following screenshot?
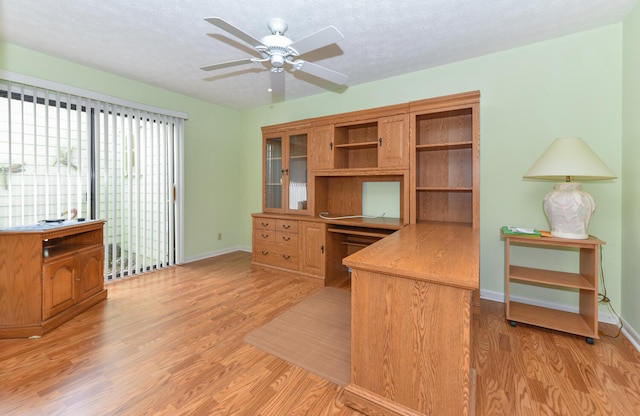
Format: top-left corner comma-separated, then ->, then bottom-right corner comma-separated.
254,229 -> 276,243
253,217 -> 276,231
253,242 -> 299,270
275,231 -> 298,248
275,219 -> 299,233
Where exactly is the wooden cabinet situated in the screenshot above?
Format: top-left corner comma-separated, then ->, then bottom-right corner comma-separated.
299,221 -> 326,278
262,128 -> 310,215
410,91 -> 480,227
253,91 -> 480,286
503,232 -> 605,343
42,255 -> 76,320
76,245 -> 105,301
0,220 -> 107,338
331,114 -> 409,171
252,216 -> 299,271
378,114 -> 409,168
310,124 -> 334,171
252,215 -> 328,279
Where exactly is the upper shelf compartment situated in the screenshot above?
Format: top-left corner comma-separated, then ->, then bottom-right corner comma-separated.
414,108 -> 473,147
409,92 -> 480,227
334,121 -> 379,169
312,112 -> 409,176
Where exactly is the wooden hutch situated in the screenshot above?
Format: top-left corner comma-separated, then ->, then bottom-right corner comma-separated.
251,90 -> 480,415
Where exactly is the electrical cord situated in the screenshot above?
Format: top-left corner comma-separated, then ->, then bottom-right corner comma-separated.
597,245 -> 623,338
318,212 -> 386,220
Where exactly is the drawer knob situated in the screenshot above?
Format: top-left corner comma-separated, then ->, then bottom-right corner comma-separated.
261,222 -> 269,227
282,254 -> 291,260
282,224 -> 290,229
282,236 -> 290,241
261,250 -> 269,255
261,233 -> 269,238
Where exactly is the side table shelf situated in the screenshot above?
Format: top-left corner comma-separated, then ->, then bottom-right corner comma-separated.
502,232 -> 605,344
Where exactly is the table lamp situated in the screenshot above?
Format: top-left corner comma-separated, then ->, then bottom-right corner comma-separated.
523,137 -> 616,239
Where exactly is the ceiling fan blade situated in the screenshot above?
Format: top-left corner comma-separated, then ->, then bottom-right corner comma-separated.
270,70 -> 285,103
289,25 -> 344,56
205,17 -> 265,47
200,58 -> 255,71
294,60 -> 349,85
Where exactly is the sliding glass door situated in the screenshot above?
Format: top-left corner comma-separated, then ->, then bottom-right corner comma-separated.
0,79 -> 183,280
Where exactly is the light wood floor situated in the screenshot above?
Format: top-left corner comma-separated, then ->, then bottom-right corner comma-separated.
1,251 -> 639,415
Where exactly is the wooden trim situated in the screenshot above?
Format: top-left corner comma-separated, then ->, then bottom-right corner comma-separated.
0,290 -> 107,338
409,90 -> 480,113
341,384 -> 425,416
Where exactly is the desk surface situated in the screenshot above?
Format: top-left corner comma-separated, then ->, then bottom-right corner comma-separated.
343,222 -> 480,290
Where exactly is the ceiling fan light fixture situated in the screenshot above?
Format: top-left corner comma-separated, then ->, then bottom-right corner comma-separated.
201,17 -> 349,102
270,54 -> 285,68
260,34 -> 292,49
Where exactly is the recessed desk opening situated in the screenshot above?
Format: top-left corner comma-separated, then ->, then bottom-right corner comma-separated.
325,224 -> 397,285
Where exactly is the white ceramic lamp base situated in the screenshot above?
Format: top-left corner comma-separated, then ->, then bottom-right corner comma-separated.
543,182 -> 595,239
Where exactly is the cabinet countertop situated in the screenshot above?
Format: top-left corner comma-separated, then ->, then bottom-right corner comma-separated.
343,222 -> 479,290
501,231 -> 605,247
0,219 -> 105,234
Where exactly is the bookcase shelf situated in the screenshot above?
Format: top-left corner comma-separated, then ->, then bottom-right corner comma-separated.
409,93 -> 479,226
502,232 -> 605,344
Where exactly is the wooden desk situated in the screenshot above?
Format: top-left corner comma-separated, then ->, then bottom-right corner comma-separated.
341,222 -> 479,416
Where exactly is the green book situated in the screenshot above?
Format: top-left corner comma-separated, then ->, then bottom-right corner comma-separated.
501,226 -> 541,237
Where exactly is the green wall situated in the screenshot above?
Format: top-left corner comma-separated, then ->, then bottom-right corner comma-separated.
622,4 -> 640,338
0,41 -> 243,260
240,24 -> 627,328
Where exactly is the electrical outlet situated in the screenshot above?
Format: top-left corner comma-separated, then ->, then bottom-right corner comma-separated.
217,233 -> 222,240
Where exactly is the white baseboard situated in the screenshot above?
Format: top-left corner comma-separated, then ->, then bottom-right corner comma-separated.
621,316 -> 640,352
480,289 -> 639,351
182,246 -> 251,264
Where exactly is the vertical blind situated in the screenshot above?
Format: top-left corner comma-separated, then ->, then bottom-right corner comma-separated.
0,79 -> 184,280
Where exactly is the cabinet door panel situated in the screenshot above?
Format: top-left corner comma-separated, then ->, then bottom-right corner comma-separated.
378,114 -> 409,168
287,132 -> 309,213
300,222 -> 326,277
264,136 -> 284,211
310,125 -> 334,170
77,246 -> 104,301
42,256 -> 76,320
263,132 -> 310,214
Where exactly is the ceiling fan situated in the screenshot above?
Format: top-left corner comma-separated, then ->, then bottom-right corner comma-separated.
201,17 -> 349,102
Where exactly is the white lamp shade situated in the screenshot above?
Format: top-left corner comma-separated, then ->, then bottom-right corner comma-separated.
523,137 -> 616,181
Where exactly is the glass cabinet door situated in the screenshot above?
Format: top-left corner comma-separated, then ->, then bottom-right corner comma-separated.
288,133 -> 308,212
263,131 -> 308,214
264,136 -> 283,210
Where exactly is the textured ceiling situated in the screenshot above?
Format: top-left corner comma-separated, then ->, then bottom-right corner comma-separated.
0,0 -> 637,110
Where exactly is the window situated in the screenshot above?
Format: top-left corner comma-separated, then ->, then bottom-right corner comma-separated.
0,78 -> 185,280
